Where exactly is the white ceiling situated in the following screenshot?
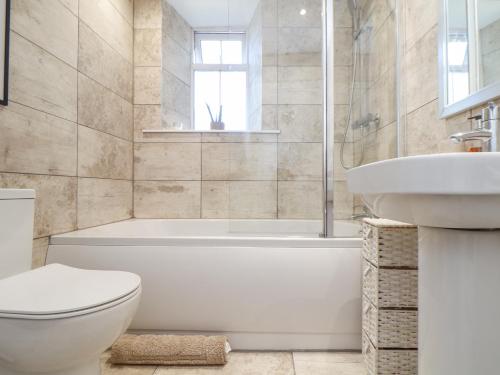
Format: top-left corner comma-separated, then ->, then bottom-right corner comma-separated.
166,0 -> 260,29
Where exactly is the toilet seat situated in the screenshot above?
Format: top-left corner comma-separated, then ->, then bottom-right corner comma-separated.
0,264 -> 141,320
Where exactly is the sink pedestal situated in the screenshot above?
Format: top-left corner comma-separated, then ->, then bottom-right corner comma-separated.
419,227 -> 500,375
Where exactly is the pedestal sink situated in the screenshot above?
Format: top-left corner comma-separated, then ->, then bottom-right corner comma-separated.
347,153 -> 500,375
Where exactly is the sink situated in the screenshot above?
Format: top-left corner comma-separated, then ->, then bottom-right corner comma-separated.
347,152 -> 500,228
347,152 -> 500,375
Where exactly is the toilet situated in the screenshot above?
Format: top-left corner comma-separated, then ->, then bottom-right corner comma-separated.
0,189 -> 142,375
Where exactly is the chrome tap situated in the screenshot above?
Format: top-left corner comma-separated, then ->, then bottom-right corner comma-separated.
449,102 -> 499,152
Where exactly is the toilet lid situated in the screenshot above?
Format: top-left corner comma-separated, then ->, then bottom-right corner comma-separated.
0,264 -> 141,316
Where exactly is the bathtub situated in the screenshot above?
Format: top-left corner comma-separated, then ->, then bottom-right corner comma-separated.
47,219 -> 362,350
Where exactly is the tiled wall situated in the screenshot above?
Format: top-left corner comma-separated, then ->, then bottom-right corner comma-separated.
133,0 -> 331,220
0,0 -> 134,268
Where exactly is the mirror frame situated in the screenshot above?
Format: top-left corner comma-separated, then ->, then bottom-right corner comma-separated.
0,0 -> 10,106
439,0 -> 500,118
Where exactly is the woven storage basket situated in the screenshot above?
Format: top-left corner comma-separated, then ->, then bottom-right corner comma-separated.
363,333 -> 418,375
363,219 -> 418,268
362,295 -> 418,349
363,259 -> 418,308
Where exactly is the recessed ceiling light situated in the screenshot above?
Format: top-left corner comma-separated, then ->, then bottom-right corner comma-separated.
300,8 -> 307,16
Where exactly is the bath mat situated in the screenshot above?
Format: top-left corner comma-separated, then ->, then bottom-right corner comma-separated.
109,334 -> 230,366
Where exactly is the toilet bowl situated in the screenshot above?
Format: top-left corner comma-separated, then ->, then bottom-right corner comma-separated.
0,264 -> 142,375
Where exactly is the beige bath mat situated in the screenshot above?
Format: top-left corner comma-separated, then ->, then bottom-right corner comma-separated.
109,334 -> 230,366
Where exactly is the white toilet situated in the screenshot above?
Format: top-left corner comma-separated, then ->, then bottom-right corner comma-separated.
0,189 -> 142,375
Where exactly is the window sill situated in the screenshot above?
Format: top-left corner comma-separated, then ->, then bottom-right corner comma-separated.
142,129 -> 281,134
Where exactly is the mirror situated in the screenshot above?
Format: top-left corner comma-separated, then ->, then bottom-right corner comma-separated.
440,0 -> 500,117
163,0 -> 323,131
0,0 -> 9,106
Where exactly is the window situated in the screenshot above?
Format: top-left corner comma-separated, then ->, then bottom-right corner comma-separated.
193,32 -> 248,131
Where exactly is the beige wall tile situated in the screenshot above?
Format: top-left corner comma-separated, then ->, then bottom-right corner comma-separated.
162,70 -> 191,116
109,0 -> 134,25
134,28 -> 162,67
79,0 -> 133,62
278,0 -> 322,28
278,28 -> 322,66
263,27 -> 277,66
134,105 -> 161,141
405,26 -> 439,113
405,0 -> 438,51
134,143 -> 201,180
134,0 -> 161,29
79,21 -> 133,101
0,102 -> 77,176
333,66 -> 351,105
201,133 -> 277,143
406,100 -> 470,156
163,35 -> 191,84
78,74 -> 133,141
334,0 -> 353,28
262,105 -> 278,130
134,181 -> 201,218
278,181 -> 322,219
278,105 -> 323,142
278,143 -> 322,181
0,173 -> 77,238
202,143 -> 277,180
78,178 -> 132,229
32,237 -> 49,269
262,0 -> 278,27
334,142 -> 352,181
59,0 -> 78,16
334,27 -> 353,67
203,181 -> 278,220
278,67 -> 322,105
78,126 -> 133,180
11,0 -> 78,67
163,2 -> 192,52
263,66 -> 278,105
333,181 -> 354,220
134,67 -> 161,104
10,32 -> 77,122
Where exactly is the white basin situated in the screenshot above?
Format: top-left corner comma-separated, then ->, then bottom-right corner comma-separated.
347,153 -> 500,228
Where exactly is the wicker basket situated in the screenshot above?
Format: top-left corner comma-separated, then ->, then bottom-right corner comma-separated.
363,333 -> 418,375
363,219 -> 418,268
363,295 -> 418,349
363,259 -> 418,308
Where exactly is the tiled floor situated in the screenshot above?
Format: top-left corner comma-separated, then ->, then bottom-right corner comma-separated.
101,351 -> 366,375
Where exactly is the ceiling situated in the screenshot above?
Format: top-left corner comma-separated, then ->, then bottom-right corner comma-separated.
166,0 -> 260,29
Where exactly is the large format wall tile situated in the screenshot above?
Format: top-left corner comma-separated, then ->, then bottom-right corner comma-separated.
32,237 -> 49,269
134,143 -> 201,180
79,21 -> 133,101
0,173 -> 77,238
163,35 -> 191,84
0,102 -> 77,176
202,181 -> 278,219
11,0 -> 78,67
78,126 -> 133,180
162,70 -> 191,117
333,181 -> 354,220
278,143 -> 322,181
405,0 -> 438,51
278,105 -> 323,142
134,181 -> 201,218
202,143 -> 277,180
134,28 -> 162,67
135,67 -> 161,104
109,0 -> 134,25
162,2 -> 192,53
79,0 -> 133,62
278,67 -> 322,105
77,178 -> 132,228
278,28 -> 322,66
278,0 -> 322,28
78,74 -> 133,140
59,0 -> 78,16
278,181 -> 322,219
10,33 -> 77,122
134,0 -> 162,29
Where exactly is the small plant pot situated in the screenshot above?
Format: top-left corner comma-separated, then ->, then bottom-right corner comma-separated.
210,122 -> 225,130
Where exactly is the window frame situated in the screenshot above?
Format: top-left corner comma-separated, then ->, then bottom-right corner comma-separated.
192,31 -> 249,130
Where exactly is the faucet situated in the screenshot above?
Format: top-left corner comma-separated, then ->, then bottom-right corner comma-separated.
449,102 -> 499,151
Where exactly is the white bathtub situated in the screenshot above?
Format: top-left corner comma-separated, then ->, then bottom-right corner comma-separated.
47,219 -> 362,350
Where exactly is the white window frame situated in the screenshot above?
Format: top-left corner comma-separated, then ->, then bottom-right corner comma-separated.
192,31 -> 249,130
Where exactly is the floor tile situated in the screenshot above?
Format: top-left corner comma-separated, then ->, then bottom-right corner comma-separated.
101,351 -> 157,375
154,352 -> 294,375
293,352 -> 366,375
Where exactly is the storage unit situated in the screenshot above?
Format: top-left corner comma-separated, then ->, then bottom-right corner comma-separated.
362,219 -> 418,375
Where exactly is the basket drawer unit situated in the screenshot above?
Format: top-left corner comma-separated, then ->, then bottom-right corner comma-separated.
362,295 -> 418,349
362,219 -> 418,374
362,219 -> 418,268
363,333 -> 418,375
362,258 -> 418,308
